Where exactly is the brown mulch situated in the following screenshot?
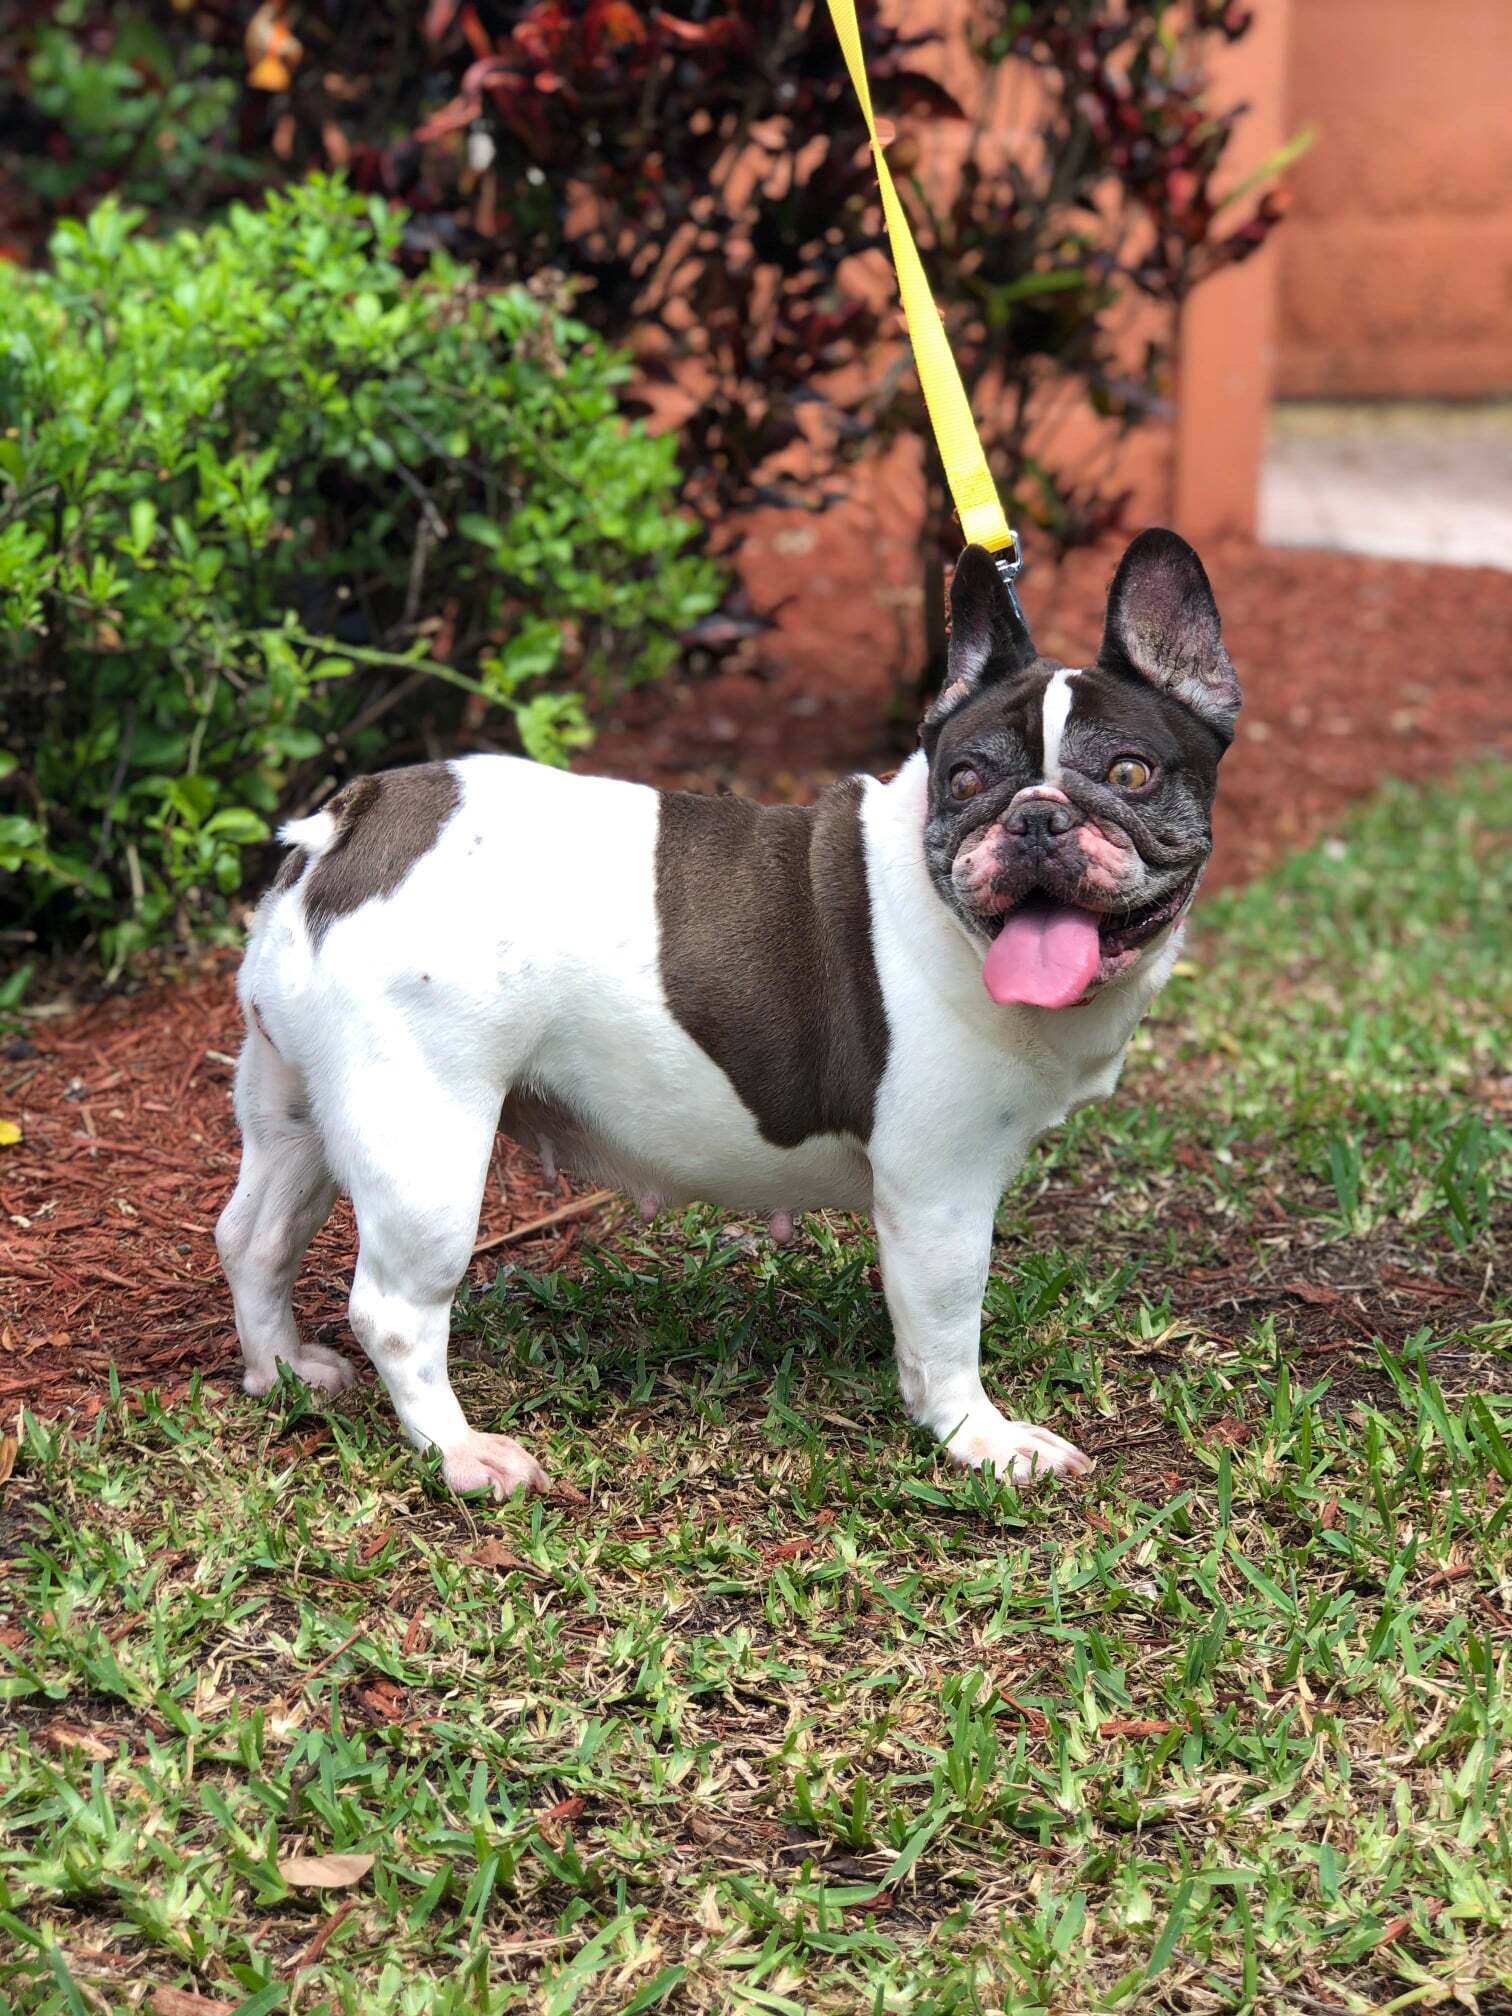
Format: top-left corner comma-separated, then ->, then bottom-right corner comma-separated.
3,507 -> 1510,1416
0,959 -> 618,1421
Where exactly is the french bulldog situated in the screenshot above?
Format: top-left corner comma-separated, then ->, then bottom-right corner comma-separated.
216,529 -> 1238,1496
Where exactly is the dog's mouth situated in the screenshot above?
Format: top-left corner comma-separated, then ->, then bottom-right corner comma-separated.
979,870 -> 1199,1009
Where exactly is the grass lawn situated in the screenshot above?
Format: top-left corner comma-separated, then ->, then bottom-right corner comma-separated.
3,766 -> 1510,2016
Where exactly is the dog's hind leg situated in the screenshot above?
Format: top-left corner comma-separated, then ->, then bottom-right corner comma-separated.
327,1054 -> 552,1501
215,1020 -> 349,1396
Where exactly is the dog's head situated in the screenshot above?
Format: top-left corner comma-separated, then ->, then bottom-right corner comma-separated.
921,530 -> 1240,1008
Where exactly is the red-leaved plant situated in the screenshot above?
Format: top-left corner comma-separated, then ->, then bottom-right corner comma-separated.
0,1 -> 1287,591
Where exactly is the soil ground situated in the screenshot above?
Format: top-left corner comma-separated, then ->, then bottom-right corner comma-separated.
3,512 -> 1510,1416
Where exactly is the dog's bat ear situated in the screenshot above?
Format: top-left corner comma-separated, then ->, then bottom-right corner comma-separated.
1100,529 -> 1241,739
924,545 -> 1038,730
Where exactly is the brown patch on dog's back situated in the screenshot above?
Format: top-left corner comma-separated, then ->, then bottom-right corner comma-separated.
655,777 -> 889,1148
301,762 -> 461,946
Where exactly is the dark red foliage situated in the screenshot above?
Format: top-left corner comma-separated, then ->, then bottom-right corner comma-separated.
0,1 -> 1285,556
900,0 -> 1287,566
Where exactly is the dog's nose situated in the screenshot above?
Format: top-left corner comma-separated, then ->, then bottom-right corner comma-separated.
1005,797 -> 1077,841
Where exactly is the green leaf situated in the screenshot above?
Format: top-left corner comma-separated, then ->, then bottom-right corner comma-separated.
165,774 -> 216,824
1145,1878 -> 1194,1982
513,692 -> 593,768
458,513 -> 504,550
1216,123 -> 1317,210
998,266 -> 1087,303
229,1985 -> 288,2016
46,1946 -> 92,2016
204,808 -> 270,842
621,1967 -> 686,2015
542,1909 -> 638,2016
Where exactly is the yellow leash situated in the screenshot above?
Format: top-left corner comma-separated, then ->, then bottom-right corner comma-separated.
824,0 -> 1022,596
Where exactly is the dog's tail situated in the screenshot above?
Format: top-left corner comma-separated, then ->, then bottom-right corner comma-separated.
277,809 -> 339,858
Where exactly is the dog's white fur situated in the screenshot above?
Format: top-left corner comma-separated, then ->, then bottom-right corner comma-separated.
1039,666 -> 1081,782
217,748 -> 1181,1494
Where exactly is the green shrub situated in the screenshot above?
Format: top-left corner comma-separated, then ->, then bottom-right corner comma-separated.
16,14 -> 250,219
0,176 -> 721,970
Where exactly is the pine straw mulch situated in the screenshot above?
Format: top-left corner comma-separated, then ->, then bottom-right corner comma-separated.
3,527 -> 1510,1417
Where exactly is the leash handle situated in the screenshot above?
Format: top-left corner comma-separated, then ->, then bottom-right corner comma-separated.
826,0 -> 1019,563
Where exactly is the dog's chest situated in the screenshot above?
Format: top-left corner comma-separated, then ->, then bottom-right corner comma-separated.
874,1005 -> 1132,1181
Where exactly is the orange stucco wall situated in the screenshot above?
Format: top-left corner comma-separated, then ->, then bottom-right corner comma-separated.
1174,0 -> 1291,537
1277,0 -> 1512,398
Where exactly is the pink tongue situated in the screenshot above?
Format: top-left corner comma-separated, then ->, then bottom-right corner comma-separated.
982,903 -> 1103,1008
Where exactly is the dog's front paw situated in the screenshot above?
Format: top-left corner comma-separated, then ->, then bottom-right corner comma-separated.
946,1408 -> 1092,1484
441,1431 -> 553,1501
241,1345 -> 357,1398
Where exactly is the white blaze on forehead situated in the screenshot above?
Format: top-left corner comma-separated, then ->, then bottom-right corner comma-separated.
1040,667 -> 1082,781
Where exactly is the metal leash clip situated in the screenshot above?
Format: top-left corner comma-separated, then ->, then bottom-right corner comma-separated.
992,533 -> 1028,632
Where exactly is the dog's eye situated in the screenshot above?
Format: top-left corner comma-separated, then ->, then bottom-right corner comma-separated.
1108,757 -> 1151,790
949,765 -> 984,802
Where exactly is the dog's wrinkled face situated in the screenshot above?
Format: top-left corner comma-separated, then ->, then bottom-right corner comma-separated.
922,530 -> 1240,1009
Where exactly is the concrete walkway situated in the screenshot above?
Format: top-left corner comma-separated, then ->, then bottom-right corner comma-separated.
1259,402 -> 1512,571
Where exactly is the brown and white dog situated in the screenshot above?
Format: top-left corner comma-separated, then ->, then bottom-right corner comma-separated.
216,530 -> 1239,1496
